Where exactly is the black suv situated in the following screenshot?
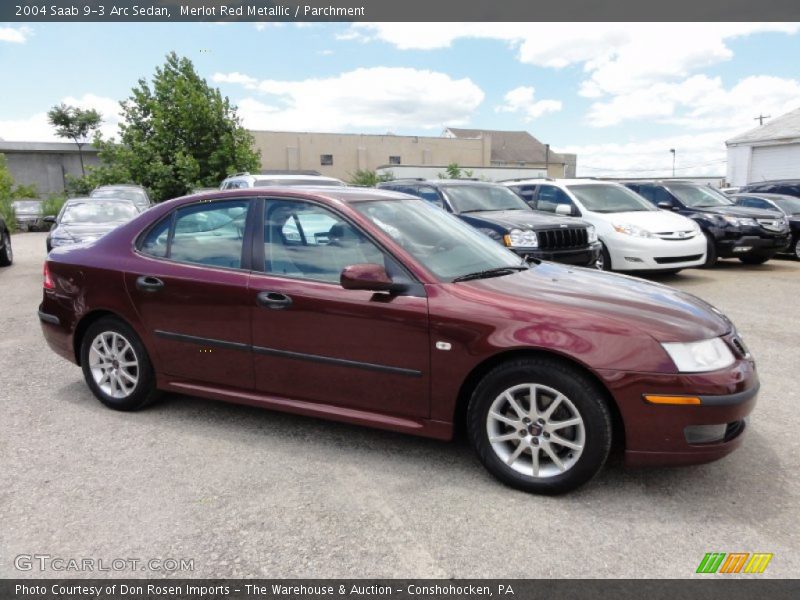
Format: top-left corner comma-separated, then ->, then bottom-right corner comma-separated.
740,179 -> 800,198
377,179 -> 601,266
732,192 -> 800,260
623,181 -> 790,266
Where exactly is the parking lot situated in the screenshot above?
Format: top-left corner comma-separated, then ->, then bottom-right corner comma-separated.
1,230 -> 798,579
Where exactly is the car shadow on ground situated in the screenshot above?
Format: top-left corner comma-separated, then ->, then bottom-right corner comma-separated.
640,257 -> 798,287
57,378 -> 787,525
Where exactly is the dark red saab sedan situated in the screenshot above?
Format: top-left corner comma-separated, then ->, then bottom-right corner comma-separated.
39,187 -> 758,494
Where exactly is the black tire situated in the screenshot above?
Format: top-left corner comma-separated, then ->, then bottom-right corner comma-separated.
467,357 -> 612,495
596,242 -> 612,271
739,255 -> 770,265
700,233 -> 717,268
791,236 -> 800,260
0,229 -> 12,267
79,316 -> 160,411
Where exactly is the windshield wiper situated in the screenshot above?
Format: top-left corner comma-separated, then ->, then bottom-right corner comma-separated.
452,265 -> 528,283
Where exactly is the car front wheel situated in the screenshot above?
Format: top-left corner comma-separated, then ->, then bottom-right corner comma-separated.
80,317 -> 160,411
467,357 -> 612,495
793,237 -> 800,260
595,243 -> 612,271
0,230 -> 12,266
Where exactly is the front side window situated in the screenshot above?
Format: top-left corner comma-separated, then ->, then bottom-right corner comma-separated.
139,199 -> 249,268
567,184 -> 656,213
416,186 -> 444,208
535,185 -> 574,214
352,198 -> 523,281
264,200 -> 388,283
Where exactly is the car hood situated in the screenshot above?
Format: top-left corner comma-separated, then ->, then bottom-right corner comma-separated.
460,210 -> 585,231
600,210 -> 694,232
462,262 -> 731,343
53,223 -> 123,238
693,205 -> 778,219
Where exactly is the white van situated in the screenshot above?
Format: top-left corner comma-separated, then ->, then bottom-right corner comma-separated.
503,179 -> 706,273
220,172 -> 346,190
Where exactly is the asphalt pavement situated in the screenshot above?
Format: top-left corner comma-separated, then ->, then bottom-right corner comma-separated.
1,231 -> 798,578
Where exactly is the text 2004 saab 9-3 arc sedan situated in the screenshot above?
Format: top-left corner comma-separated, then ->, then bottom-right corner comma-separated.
39,187 -> 758,494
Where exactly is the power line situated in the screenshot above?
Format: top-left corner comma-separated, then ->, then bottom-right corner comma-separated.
754,114 -> 771,126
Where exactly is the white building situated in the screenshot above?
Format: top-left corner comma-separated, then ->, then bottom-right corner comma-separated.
726,107 -> 800,186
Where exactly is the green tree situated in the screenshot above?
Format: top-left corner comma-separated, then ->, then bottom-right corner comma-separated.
439,163 -> 473,179
0,154 -> 40,232
348,169 -> 394,187
93,52 -> 260,202
47,104 -> 102,176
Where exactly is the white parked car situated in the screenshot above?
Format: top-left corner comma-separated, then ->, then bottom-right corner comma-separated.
220,172 -> 346,190
503,179 -> 706,273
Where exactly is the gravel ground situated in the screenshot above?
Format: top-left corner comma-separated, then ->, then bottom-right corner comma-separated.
1,231 -> 798,579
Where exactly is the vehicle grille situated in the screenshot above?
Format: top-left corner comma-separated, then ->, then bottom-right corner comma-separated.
653,254 -> 703,264
538,228 -> 588,250
654,231 -> 698,241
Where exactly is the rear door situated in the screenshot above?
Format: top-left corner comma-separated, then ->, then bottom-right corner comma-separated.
126,198 -> 255,388
248,197 -> 431,418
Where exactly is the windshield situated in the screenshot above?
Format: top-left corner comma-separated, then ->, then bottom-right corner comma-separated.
352,199 -> 524,281
254,179 -> 345,187
61,201 -> 138,224
444,185 -> 530,213
772,196 -> 800,214
668,184 -> 732,208
12,200 -> 41,211
567,184 -> 655,213
92,188 -> 147,203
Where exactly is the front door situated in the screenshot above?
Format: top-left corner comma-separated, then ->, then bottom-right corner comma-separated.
248,198 -> 431,418
125,198 -> 254,388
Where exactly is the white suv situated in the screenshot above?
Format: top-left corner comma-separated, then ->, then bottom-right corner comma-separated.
503,179 -> 706,273
220,172 -> 346,190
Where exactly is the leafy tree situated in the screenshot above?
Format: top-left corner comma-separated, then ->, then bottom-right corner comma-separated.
348,169 -> 394,187
439,163 -> 474,179
0,154 -> 40,232
92,52 -> 260,202
47,104 -> 102,176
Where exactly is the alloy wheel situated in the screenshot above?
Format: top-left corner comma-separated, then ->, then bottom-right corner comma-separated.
795,239 -> 800,260
88,331 -> 139,399
5,233 -> 12,262
486,383 -> 585,478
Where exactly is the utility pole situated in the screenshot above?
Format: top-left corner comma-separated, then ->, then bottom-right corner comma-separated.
669,148 -> 676,178
754,114 -> 771,126
544,143 -> 550,176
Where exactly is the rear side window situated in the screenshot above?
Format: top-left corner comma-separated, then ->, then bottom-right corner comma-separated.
139,200 -> 250,269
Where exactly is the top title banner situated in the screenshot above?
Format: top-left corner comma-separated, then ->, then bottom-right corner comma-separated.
5,0 -> 800,22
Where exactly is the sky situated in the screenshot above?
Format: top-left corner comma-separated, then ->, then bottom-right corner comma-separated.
1,21 -> 800,177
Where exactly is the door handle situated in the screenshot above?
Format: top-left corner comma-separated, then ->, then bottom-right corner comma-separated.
256,291 -> 292,310
135,275 -> 165,292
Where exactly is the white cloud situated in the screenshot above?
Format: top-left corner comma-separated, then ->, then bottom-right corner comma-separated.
215,67 -> 485,131
0,25 -> 32,43
496,86 -> 562,121
0,94 -> 120,142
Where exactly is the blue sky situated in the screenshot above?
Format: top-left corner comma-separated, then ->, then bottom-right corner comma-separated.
2,22 -> 799,176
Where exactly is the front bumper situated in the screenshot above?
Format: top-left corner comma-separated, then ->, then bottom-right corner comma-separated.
512,242 -> 601,267
716,233 -> 791,258
598,354 -> 758,467
605,233 -> 707,271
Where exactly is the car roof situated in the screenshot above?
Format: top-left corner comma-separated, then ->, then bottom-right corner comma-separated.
732,192 -> 797,200
502,178 -> 620,186
229,173 -> 344,182
383,179 -> 502,187
171,186 -> 412,206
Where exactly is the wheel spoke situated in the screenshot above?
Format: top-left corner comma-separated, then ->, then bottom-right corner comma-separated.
550,433 -> 582,451
542,394 -> 564,421
100,335 -> 112,356
489,411 -> 518,427
489,432 -> 519,443
506,442 -> 526,466
547,417 -> 582,432
531,447 -> 540,477
118,369 -> 138,385
528,385 -> 539,417
504,392 -> 526,419
119,360 -> 138,368
542,443 -> 565,471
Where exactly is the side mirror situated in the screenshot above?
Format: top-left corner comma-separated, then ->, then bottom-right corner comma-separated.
555,204 -> 574,216
657,201 -> 674,210
340,263 -> 405,293
43,216 -> 56,224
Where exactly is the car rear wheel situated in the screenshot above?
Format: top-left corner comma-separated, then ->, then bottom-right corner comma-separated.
793,237 -> 800,260
595,243 -> 612,271
80,317 -> 160,411
467,357 -> 612,495
739,255 -> 770,265
0,230 -> 13,266
700,234 -> 717,268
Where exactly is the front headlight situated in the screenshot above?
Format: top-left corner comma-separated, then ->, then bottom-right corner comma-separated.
504,229 -> 539,248
661,338 -> 735,373
612,222 -> 656,239
722,216 -> 756,227
49,234 -> 75,247
587,225 -> 598,243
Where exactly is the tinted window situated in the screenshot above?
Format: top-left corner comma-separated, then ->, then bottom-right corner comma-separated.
536,185 -> 574,213
444,185 -> 529,213
667,184 -> 732,208
140,216 -> 171,258
737,196 -> 769,209
416,186 -> 444,208
264,200 -> 386,284
510,185 -> 536,204
169,200 -> 249,268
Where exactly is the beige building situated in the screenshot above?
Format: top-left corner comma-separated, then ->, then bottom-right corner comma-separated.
249,128 -> 576,181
